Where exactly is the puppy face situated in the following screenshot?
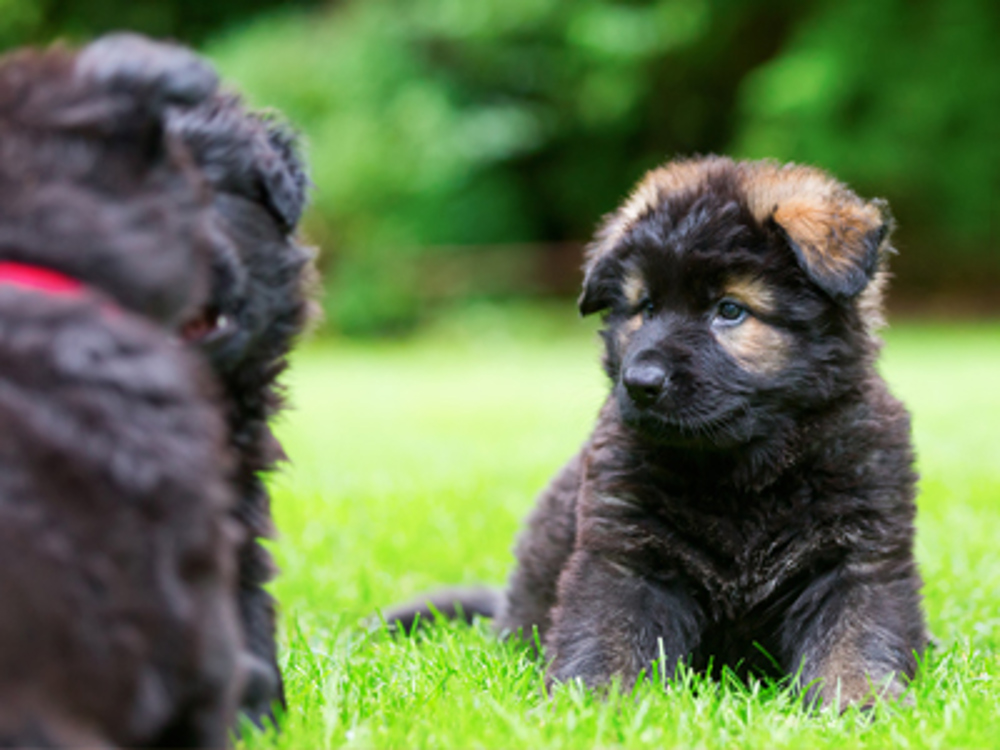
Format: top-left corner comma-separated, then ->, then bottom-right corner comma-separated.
580,157 -> 892,448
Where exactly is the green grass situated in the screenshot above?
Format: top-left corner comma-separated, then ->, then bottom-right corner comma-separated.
242,313 -> 1000,749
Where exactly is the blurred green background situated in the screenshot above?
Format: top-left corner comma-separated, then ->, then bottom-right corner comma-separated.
5,0 -> 997,334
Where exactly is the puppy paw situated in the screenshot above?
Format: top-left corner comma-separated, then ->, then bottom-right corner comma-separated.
809,671 -> 909,713
236,651 -> 282,730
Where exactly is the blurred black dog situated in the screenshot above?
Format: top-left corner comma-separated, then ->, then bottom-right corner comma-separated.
387,157 -> 926,709
80,33 -> 316,725
166,55 -> 315,725
0,40 -> 242,747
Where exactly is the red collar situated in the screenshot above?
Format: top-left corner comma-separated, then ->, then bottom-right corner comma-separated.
0,261 -> 85,297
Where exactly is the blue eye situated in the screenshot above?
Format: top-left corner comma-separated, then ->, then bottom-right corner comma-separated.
637,297 -> 655,317
716,300 -> 748,324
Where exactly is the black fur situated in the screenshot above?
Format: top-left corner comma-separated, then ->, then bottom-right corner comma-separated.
166,62 -> 315,725
381,586 -> 503,635
0,41 -> 241,746
68,32 -> 316,727
390,157 -> 927,710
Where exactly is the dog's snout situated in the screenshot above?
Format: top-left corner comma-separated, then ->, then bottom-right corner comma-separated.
623,362 -> 668,407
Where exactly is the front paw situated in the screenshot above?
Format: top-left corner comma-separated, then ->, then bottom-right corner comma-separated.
807,668 -> 909,712
237,651 -> 282,729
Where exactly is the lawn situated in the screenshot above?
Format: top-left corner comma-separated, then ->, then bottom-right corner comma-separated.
242,311 -> 1000,749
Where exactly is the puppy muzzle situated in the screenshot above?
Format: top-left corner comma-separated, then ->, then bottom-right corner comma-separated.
622,359 -> 670,408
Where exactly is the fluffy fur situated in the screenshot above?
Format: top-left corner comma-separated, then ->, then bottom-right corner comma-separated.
164,53 -> 316,724
77,32 -> 316,726
388,156 -> 927,710
0,40 -> 241,746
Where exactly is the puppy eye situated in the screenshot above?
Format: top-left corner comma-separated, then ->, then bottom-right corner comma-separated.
637,297 -> 656,317
715,300 -> 748,325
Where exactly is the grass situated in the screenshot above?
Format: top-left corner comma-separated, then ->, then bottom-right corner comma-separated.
241,310 -> 1000,749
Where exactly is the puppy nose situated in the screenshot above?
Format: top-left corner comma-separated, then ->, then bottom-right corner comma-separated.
623,362 -> 668,407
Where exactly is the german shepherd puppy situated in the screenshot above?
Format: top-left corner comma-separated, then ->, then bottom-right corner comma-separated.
387,156 -> 927,709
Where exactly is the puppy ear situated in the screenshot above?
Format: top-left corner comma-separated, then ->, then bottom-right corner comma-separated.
169,102 -> 309,233
254,118 -> 309,231
578,249 -> 621,316
769,196 -> 891,300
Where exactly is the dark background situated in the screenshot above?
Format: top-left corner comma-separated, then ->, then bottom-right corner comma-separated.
4,0 -> 997,334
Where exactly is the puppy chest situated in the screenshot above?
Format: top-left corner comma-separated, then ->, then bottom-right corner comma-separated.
676,527 -> 817,616
584,498 -> 826,618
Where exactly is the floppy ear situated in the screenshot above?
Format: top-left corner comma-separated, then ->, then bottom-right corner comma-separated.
577,249 -> 623,316
579,204 -> 636,317
769,196 -> 891,300
255,117 -> 309,231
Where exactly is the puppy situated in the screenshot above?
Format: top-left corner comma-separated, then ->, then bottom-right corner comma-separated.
166,61 -> 316,723
78,33 -> 316,724
0,41 -> 241,746
391,157 -> 927,710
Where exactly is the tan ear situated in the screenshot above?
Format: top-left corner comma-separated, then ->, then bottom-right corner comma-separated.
771,196 -> 890,299
742,162 -> 892,300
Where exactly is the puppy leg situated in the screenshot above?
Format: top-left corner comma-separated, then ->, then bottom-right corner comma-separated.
497,452 -> 583,643
545,551 -> 703,689
153,696 -> 232,750
779,564 -> 926,710
237,536 -> 284,726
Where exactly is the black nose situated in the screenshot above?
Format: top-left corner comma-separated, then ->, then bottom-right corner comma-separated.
622,362 -> 668,407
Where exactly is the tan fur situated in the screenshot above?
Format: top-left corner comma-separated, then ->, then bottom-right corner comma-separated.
722,276 -> 776,315
588,157 -> 887,303
738,160 -> 856,225
812,632 -> 905,710
814,639 -> 873,709
617,314 -> 644,348
772,200 -> 880,277
713,317 -> 789,376
856,268 -> 890,334
738,160 -> 885,291
622,270 -> 647,308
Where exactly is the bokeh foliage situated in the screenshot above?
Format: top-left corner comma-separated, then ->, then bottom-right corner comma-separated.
207,0 -> 806,332
0,0 -> 324,48
3,0 -> 996,333
207,0 -> 997,332
736,0 -> 999,287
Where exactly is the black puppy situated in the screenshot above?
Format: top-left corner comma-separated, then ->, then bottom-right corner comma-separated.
388,157 -> 926,710
167,58 -> 315,724
81,33 -> 316,724
0,41 -> 241,746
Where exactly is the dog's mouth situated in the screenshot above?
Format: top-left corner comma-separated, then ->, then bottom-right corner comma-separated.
179,305 -> 232,344
618,396 -> 749,448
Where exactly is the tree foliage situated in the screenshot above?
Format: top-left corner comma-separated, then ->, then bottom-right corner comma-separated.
0,0 -> 324,49
2,0 -> 994,333
209,0 -> 802,332
735,0 -> 999,280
